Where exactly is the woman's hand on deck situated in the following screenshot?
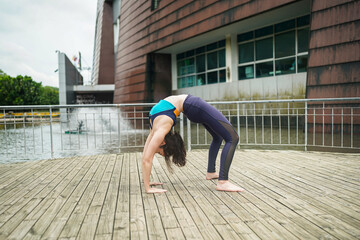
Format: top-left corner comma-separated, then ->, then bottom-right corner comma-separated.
146,187 -> 167,194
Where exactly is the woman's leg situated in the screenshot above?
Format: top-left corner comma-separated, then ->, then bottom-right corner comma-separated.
203,123 -> 222,176
183,95 -> 243,191
216,120 -> 239,180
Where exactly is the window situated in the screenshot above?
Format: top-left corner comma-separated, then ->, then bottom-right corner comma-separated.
239,42 -> 253,64
177,40 -> 226,88
237,15 -> 309,80
238,65 -> 254,80
298,27 -> 309,53
275,31 -> 295,58
256,37 -> 273,60
151,0 -> 160,11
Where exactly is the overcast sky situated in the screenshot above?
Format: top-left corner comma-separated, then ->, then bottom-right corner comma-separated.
0,0 -> 97,87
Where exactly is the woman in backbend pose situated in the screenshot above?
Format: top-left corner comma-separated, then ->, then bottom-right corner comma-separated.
142,94 -> 244,194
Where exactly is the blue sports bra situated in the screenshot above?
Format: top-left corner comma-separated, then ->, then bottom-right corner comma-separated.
149,100 -> 180,128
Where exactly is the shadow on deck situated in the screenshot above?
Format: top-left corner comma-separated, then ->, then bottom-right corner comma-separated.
0,150 -> 359,239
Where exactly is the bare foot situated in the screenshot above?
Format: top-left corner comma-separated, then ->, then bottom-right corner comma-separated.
216,180 -> 244,192
206,172 -> 219,180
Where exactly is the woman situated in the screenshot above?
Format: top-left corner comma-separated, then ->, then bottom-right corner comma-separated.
142,94 -> 244,193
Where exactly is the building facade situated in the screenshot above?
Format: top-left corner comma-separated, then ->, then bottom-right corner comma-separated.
92,0 -> 359,103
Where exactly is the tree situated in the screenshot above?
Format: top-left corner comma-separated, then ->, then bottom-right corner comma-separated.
0,71 -> 58,105
40,86 -> 59,105
0,69 -> 6,77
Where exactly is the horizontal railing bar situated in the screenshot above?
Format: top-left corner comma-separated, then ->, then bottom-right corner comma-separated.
1,97 -> 360,110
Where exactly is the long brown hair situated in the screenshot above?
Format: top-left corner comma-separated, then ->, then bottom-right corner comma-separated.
161,131 -> 186,172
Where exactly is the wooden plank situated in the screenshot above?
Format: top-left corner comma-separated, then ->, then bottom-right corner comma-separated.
136,152 -> 167,240
113,154 -> 130,239
0,160 -> 37,183
188,150 -> 320,240
232,150 -> 360,239
74,155 -> 115,240
95,154 -> 122,237
113,154 -> 130,240
243,151 -> 360,225
0,158 -> 69,212
0,149 -> 359,240
59,155 -> 118,239
0,157 -> 78,237
129,152 -> 148,240
5,156 -> 92,239
23,155 -> 104,239
156,156 -> 222,240
151,156 -> 201,240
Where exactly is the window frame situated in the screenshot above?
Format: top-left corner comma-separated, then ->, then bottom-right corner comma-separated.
237,15 -> 309,80
176,40 -> 226,88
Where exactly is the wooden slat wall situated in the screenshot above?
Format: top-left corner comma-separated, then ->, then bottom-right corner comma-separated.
306,0 -> 360,99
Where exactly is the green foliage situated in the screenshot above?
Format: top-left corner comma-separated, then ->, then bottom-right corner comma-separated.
40,86 -> 59,105
0,70 -> 59,105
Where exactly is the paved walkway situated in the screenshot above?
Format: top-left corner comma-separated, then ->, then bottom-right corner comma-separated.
0,150 -> 359,239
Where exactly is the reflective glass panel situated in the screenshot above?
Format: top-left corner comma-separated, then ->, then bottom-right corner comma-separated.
275,31 -> 295,58
298,27 -> 309,53
207,52 -> 217,70
207,42 -> 218,51
239,42 -> 254,64
238,31 -> 254,42
297,55 -> 308,72
219,69 -> 226,82
255,26 -> 273,38
275,19 -> 295,33
297,15 -> 310,27
196,54 -> 205,73
177,77 -> 186,88
196,74 -> 206,85
207,71 -> 218,84
256,37 -> 273,60
275,57 -> 295,75
177,60 -> 185,75
219,49 -> 225,68
186,76 -> 196,87
238,65 -> 254,80
256,61 -> 273,78
185,58 -> 195,74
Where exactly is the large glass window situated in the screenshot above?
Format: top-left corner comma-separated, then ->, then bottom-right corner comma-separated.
238,15 -> 309,80
238,65 -> 254,80
177,40 -> 226,88
239,42 -> 254,64
256,37 -> 273,60
256,61 -> 273,78
275,58 -> 295,75
275,31 -> 295,58
298,27 -> 309,53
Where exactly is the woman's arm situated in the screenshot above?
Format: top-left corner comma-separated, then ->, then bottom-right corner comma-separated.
142,119 -> 171,193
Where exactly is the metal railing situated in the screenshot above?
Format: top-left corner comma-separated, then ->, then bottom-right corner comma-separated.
1,98 -> 359,162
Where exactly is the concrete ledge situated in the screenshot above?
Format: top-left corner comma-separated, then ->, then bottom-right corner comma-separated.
73,84 -> 115,92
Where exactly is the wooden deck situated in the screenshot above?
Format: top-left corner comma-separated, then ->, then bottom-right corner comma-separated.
0,150 -> 359,240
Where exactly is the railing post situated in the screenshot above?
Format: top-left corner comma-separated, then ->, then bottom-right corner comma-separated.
117,106 -> 121,153
187,118 -> 191,151
351,108 -> 353,148
237,103 -> 240,149
49,106 -> 54,158
304,102 -> 308,151
3,109 -> 8,157
180,112 -> 184,139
